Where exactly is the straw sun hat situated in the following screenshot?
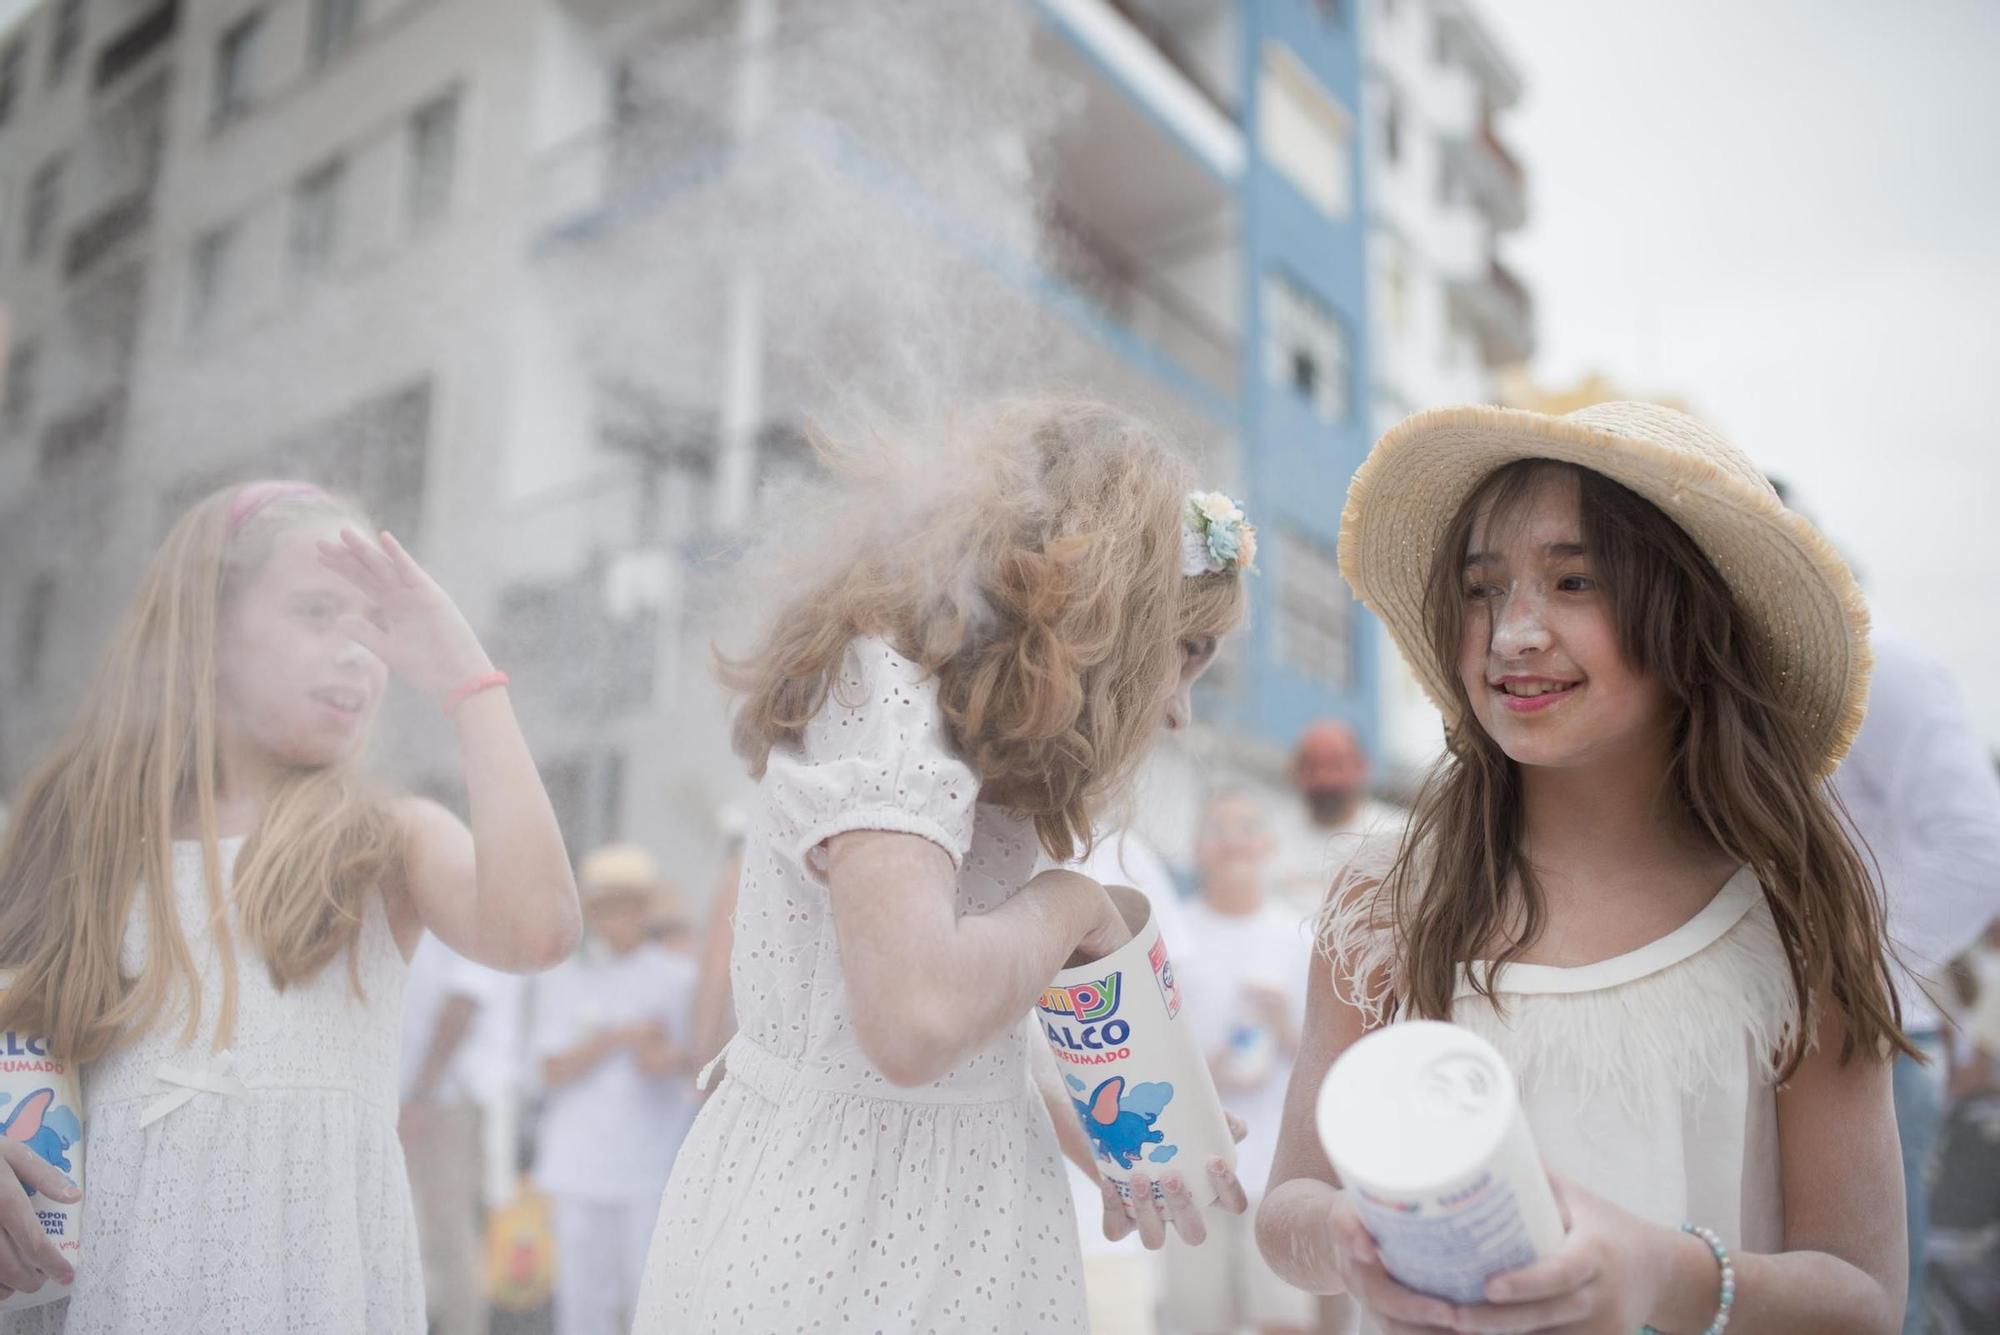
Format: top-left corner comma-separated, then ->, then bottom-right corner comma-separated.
1338,401 -> 1870,777
578,843 -> 663,902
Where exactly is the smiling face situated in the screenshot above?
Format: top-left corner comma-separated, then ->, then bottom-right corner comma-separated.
1455,468 -> 1675,773
214,521 -> 387,772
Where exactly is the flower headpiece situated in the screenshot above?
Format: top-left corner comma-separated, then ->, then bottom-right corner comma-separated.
1182,491 -> 1257,577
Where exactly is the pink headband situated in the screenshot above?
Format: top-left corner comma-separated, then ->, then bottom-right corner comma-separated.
227,481 -> 323,534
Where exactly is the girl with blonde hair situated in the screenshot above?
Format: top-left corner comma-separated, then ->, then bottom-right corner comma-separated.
634,400 -> 1257,1332
0,482 -> 579,1332
1257,404 -> 1910,1334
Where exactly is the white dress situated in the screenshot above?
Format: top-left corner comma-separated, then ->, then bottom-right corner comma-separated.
3,836 -> 424,1334
1323,860 -> 1797,1331
634,639 -> 1087,1332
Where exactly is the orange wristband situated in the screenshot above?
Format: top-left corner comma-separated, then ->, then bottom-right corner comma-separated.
442,670 -> 509,717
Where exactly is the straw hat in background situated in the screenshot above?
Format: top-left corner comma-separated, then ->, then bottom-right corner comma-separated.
1338,400 -> 1871,777
578,843 -> 664,904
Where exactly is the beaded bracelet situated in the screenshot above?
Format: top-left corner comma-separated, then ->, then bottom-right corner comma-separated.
1641,1221 -> 1734,1335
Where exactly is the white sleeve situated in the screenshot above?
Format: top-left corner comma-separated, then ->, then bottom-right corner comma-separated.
761,638 -> 981,881
527,967 -> 578,1061
1877,653 -> 2000,977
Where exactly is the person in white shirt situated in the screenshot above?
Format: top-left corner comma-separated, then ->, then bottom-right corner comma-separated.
401,934 -> 525,1335
1269,720 -> 1406,924
531,844 -> 699,1335
1830,628 -> 2000,1335
1160,792 -> 1315,1335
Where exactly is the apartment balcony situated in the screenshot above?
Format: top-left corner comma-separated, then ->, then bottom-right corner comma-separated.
63,192 -> 153,283
1434,0 -> 1523,111
37,389 -> 126,477
1037,0 -> 1245,180
1099,0 -> 1240,120
1446,124 -> 1526,231
1449,257 -> 1534,367
1039,21 -> 1243,401
94,0 -> 178,95
1427,205 -> 1486,278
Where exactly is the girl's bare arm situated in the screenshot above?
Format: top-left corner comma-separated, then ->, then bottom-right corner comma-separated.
824,830 -> 1121,1087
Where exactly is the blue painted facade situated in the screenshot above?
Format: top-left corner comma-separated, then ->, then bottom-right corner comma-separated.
1039,0 -> 1379,758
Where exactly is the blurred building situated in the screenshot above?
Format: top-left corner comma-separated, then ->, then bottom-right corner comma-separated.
1361,0 -> 1532,787
0,0 -> 1375,875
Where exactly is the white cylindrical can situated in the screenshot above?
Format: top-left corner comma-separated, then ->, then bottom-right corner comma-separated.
0,976 -> 84,1312
1316,1020 -> 1562,1305
1039,884 -> 1236,1207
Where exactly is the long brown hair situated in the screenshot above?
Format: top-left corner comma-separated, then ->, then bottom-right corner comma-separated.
1373,460 -> 1908,1073
725,399 -> 1246,861
0,485 -> 401,1061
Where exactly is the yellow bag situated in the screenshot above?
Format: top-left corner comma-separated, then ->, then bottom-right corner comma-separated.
484,1176 -> 556,1312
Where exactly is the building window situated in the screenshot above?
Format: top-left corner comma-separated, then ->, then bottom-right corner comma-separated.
48,0 -> 87,87
188,223 -> 236,331
309,0 -> 361,68
1383,90 -> 1403,166
1264,274 -> 1350,423
2,339 -> 37,435
1276,528 -> 1353,691
17,575 -> 58,692
1257,44 -> 1354,220
0,41 -> 21,127
406,90 -> 458,229
291,157 -> 344,278
24,158 -> 62,263
213,10 -> 263,129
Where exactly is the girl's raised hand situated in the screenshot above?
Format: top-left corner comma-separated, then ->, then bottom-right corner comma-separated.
317,529 -> 493,703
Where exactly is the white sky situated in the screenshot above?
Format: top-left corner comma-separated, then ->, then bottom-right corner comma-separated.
1495,0 -> 2000,749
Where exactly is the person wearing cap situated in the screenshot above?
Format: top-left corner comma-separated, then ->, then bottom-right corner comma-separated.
529,845 -> 699,1335
1260,404 -> 1911,1334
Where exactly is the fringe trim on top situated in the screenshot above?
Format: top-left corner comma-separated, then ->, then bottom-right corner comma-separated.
1313,833 -> 1408,1032
1317,852 -> 1806,1122
1454,899 -> 1803,1123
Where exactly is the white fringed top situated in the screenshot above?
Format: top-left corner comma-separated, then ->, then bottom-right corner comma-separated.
1321,855 -> 1797,1257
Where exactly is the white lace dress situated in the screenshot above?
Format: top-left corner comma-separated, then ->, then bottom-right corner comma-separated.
2,837 -> 423,1334
1323,860 -> 1798,1333
634,639 -> 1087,1333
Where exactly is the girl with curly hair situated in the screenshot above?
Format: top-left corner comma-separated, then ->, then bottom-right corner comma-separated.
633,400 -> 1255,1332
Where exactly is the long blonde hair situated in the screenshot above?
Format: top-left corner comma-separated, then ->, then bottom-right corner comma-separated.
0,485 -> 402,1061
726,399 -> 1246,861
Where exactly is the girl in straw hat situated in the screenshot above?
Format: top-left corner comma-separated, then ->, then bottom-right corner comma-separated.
1257,404 -> 1912,1334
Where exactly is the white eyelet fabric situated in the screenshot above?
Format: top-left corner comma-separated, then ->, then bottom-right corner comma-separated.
634,639 -> 1087,1332
1,838 -> 421,1334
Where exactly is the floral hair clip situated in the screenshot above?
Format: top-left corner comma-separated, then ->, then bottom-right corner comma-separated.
1182,491 -> 1257,577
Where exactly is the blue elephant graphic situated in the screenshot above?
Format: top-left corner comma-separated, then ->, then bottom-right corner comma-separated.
1,1089 -> 74,1196
1072,1076 -> 1173,1170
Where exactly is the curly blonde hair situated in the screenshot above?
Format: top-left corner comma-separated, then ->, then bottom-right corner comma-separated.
724,399 -> 1246,861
